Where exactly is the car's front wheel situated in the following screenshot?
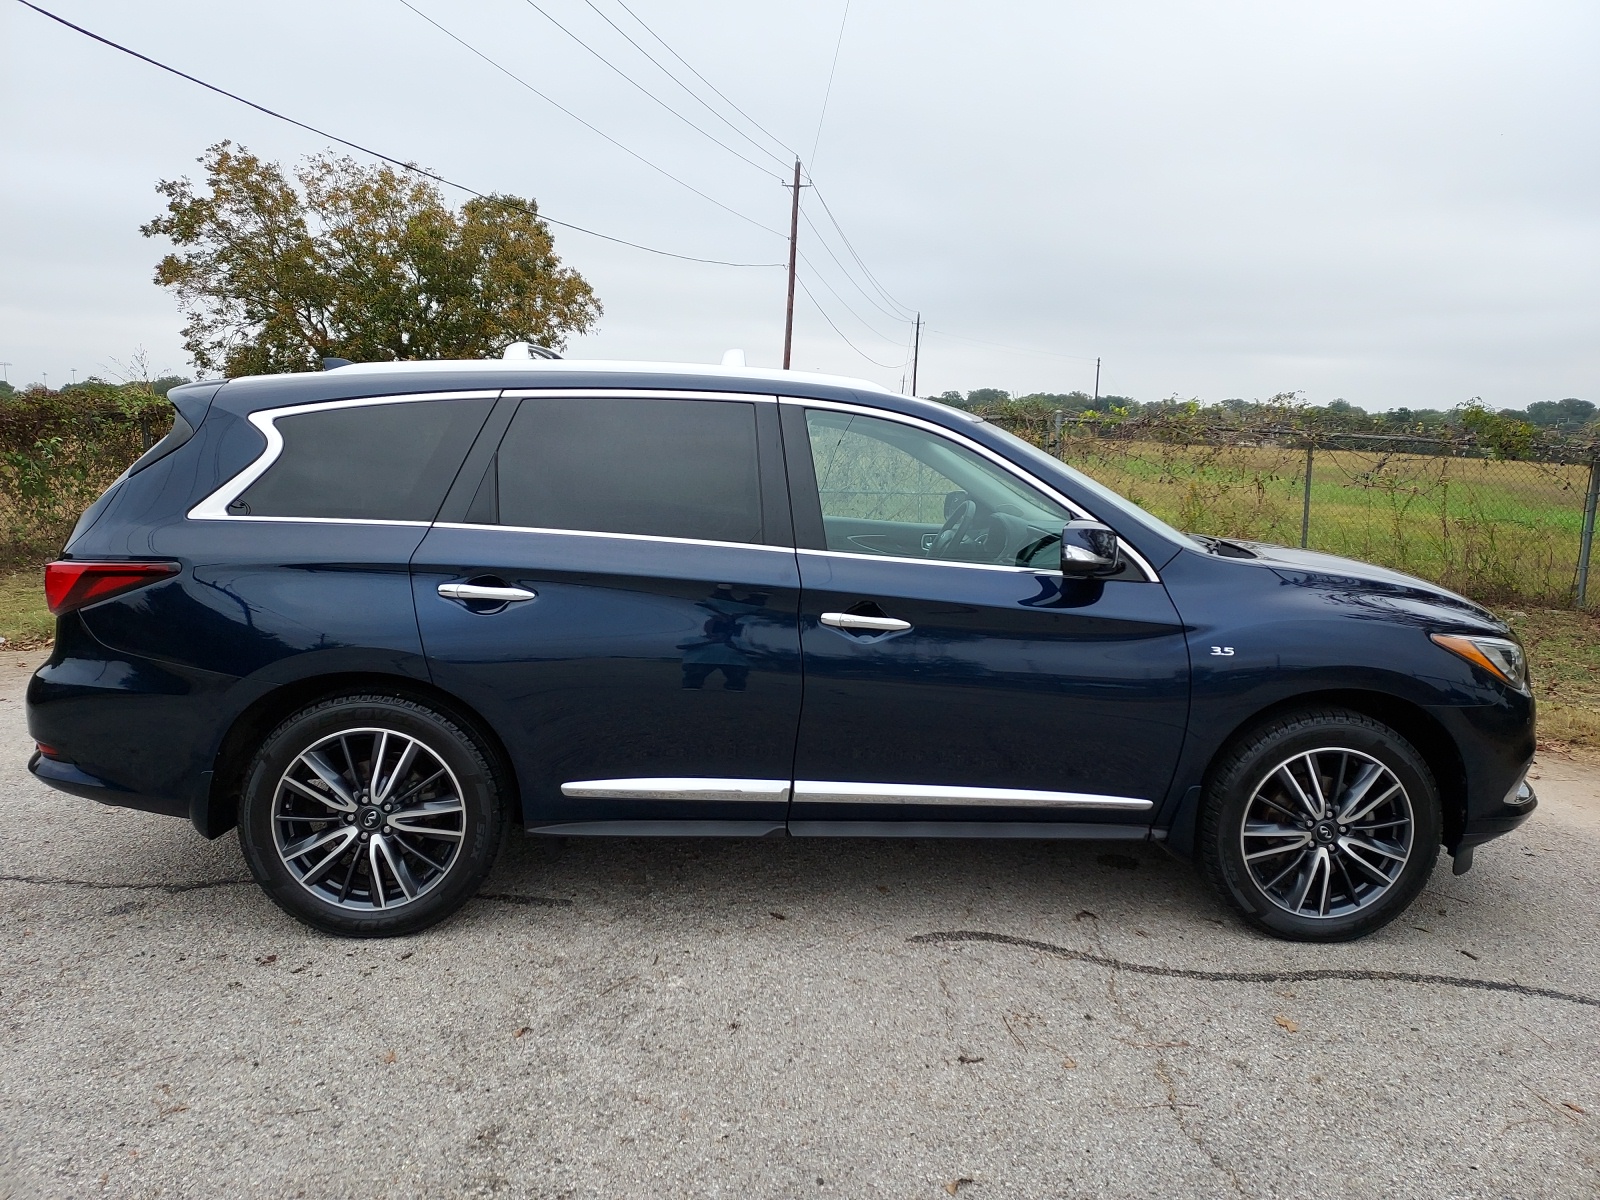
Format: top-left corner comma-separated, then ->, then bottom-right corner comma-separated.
1199,708 -> 1441,941
238,693 -> 507,936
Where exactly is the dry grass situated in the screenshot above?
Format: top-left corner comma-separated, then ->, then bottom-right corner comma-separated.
1060,438 -> 1594,608
0,568 -> 53,648
1503,607 -> 1600,755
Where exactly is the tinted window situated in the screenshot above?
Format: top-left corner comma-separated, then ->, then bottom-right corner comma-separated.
494,397 -> 762,543
235,397 -> 493,521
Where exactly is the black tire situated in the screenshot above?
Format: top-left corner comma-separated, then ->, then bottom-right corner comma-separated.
1199,708 -> 1441,942
238,692 -> 508,937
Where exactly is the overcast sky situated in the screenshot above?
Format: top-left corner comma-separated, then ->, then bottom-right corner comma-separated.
3,0 -> 1596,408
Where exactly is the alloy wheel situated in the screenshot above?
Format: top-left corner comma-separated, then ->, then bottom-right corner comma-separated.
271,726 -> 466,911
1238,747 -> 1415,919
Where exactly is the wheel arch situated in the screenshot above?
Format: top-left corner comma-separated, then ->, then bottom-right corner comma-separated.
194,672 -> 519,838
1166,688 -> 1467,861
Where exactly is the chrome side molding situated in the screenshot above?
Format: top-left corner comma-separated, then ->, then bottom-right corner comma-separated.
560,778 -> 791,803
791,781 -> 1153,810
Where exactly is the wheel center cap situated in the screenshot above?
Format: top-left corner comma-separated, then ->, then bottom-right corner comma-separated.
358,806 -> 383,831
1314,820 -> 1338,844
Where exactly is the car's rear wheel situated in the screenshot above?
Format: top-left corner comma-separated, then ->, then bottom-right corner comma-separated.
1199,708 -> 1441,941
238,693 -> 507,936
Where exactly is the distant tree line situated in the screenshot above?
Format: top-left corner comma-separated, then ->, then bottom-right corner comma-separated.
930,388 -> 1597,434
0,376 -> 189,400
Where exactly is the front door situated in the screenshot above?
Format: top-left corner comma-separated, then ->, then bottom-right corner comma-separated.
412,391 -> 803,834
781,402 -> 1190,833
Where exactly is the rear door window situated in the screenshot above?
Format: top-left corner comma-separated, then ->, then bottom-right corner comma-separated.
488,396 -> 763,544
232,396 -> 494,521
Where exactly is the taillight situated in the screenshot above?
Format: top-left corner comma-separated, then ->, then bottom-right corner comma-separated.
44,561 -> 180,616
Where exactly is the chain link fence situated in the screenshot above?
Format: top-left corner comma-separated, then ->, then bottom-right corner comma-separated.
984,410 -> 1600,611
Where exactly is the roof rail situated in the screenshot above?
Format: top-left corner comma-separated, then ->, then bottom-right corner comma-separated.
502,342 -> 561,361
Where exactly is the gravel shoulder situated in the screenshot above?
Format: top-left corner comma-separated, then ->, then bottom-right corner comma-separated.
1,649 -> 1597,1199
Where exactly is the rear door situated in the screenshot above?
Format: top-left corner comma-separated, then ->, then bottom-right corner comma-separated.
411,391 -> 804,834
781,400 -> 1190,834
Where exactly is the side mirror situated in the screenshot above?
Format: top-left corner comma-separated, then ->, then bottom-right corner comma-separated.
1059,520 -> 1124,577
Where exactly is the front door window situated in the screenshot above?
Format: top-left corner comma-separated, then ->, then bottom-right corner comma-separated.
803,408 -> 1071,568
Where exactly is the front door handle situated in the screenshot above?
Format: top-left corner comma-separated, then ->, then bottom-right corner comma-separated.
820,612 -> 912,633
438,582 -> 538,603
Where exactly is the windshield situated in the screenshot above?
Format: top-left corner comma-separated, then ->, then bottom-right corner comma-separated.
981,421 -> 1193,549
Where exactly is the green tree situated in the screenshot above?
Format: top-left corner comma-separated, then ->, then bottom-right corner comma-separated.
1521,398 -> 1595,428
143,142 -> 601,376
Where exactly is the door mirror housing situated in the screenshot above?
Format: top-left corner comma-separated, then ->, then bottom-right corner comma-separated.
1059,520 -> 1124,577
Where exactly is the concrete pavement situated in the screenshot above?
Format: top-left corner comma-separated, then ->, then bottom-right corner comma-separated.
2,649 -> 1596,1199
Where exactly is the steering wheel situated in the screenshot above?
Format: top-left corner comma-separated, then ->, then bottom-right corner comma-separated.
930,499 -> 977,559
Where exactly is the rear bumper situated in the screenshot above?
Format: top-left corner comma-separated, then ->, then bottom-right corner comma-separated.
28,749 -> 188,817
25,612 -> 233,827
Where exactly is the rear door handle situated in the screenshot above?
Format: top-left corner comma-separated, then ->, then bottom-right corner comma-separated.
820,612 -> 912,633
438,582 -> 538,603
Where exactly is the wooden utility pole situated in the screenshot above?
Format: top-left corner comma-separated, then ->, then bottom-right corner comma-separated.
782,159 -> 802,369
911,312 -> 922,396
1093,356 -> 1101,405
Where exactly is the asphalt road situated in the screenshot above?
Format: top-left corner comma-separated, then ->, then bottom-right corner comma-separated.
1,649 -> 1597,1199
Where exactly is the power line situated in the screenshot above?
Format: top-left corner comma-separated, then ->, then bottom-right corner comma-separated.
796,248 -> 907,344
809,0 -> 852,170
799,209 -> 914,326
610,0 -> 799,161
517,0 -> 779,179
576,0 -> 790,172
12,0 -> 783,268
809,183 -> 917,319
399,1 -> 785,238
796,277 -> 905,370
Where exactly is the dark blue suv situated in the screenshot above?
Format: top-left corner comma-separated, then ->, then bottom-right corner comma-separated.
27,357 -> 1537,940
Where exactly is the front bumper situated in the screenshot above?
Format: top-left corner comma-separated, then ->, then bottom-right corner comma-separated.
1458,774 -> 1538,849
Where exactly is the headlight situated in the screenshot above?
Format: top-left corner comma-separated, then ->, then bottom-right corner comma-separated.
1430,633 -> 1528,690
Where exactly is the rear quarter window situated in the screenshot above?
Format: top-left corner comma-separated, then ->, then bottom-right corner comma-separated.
232,397 -> 494,521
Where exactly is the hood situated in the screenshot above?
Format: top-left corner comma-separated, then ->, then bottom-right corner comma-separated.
1205,539 -> 1508,634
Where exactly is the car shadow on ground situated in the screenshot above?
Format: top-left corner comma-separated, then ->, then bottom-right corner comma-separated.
476,827 -> 1236,933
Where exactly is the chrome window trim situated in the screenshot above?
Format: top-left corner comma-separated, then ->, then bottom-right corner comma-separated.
782,396 -> 1160,583
792,781 -> 1153,811
187,390 -> 501,522
561,778 -> 791,803
499,388 -> 779,403
432,521 -> 794,555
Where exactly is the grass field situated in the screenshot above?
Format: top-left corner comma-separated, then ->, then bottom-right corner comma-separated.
1061,437 -> 1594,608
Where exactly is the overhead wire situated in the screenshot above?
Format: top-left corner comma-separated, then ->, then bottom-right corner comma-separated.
799,210 -> 914,327
398,1 -> 785,238
18,0 -> 940,367
808,0 -> 852,170
795,249 -> 906,345
576,0 -> 791,172
809,183 -> 917,319
11,0 -> 784,267
795,277 -> 905,370
610,0 -> 799,161
516,0 -> 780,179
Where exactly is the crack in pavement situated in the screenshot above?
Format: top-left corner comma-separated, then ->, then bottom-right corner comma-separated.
910,930 -> 1600,1010
1081,918 -> 1249,1196
475,893 -> 574,908
0,873 -> 250,893
0,874 -> 574,909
